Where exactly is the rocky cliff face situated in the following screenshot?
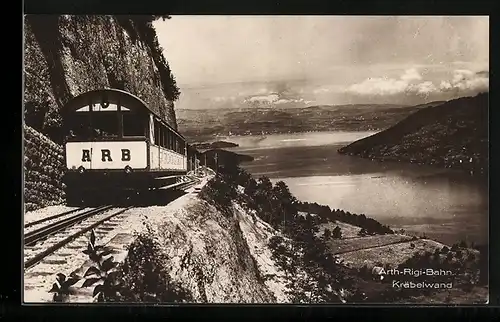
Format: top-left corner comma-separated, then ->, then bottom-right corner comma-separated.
24,15 -> 179,144
132,192 -> 287,303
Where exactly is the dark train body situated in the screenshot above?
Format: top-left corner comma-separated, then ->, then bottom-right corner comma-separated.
62,89 -> 202,204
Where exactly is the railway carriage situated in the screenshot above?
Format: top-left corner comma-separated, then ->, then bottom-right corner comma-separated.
62,89 -> 199,204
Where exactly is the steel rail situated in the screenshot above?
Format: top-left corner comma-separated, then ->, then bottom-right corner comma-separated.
24,206 -> 132,270
24,205 -> 113,246
24,207 -> 85,228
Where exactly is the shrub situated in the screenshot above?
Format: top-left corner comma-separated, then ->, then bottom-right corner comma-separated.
332,226 -> 342,239
199,174 -> 237,217
117,226 -> 192,302
77,228 -> 192,303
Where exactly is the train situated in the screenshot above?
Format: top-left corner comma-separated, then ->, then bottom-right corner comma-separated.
61,88 -> 202,205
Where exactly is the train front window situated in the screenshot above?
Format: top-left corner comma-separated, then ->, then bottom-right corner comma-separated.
92,112 -> 119,138
123,113 -> 146,137
69,114 -> 92,139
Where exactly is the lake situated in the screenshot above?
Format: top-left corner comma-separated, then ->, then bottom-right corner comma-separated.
223,131 -> 489,246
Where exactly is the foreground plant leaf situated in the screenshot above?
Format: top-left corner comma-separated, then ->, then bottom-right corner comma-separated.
82,277 -> 101,288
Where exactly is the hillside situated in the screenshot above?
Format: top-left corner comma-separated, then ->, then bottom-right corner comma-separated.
192,141 -> 239,149
23,162 -> 487,304
177,103 -> 436,141
338,93 -> 488,175
201,149 -> 254,170
24,15 -> 179,144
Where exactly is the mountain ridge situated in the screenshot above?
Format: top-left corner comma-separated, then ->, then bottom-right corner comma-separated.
338,93 -> 488,175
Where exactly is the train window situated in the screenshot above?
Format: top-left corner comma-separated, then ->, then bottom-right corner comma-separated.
68,113 -> 92,140
162,126 -> 168,148
159,125 -> 165,147
123,113 -> 146,137
168,131 -> 172,150
154,120 -> 161,146
92,112 -> 119,138
158,126 -> 163,147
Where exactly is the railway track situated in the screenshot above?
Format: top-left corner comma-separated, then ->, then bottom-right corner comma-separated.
23,177 -> 200,271
24,207 -> 84,228
24,205 -> 132,270
178,176 -> 201,190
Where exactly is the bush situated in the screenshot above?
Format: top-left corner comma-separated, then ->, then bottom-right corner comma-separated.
332,226 -> 342,239
199,174 -> 237,217
116,228 -> 192,302
77,228 -> 192,303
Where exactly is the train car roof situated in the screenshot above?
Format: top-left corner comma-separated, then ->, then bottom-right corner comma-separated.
62,88 -> 186,140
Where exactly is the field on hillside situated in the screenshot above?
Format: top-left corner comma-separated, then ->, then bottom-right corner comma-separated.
316,221 -> 362,239
327,234 -> 414,255
339,238 -> 447,269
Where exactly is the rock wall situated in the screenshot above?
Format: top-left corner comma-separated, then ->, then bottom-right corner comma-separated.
24,15 -> 179,144
24,125 -> 65,211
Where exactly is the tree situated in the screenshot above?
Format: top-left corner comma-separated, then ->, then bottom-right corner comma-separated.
358,228 -> 367,237
323,228 -> 332,240
272,181 -> 299,229
332,226 -> 342,239
244,178 -> 258,198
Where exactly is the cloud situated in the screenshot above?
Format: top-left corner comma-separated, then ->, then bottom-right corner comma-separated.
210,96 -> 237,102
347,77 -> 409,96
439,69 -> 489,93
344,68 -> 423,96
244,94 -> 280,104
313,85 -> 345,94
400,68 -> 422,81
408,81 -> 437,95
275,98 -> 305,105
344,67 -> 488,98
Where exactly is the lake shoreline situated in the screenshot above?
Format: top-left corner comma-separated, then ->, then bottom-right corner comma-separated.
223,130 -> 487,247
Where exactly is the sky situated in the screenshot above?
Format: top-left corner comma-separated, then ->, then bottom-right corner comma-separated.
154,16 -> 489,108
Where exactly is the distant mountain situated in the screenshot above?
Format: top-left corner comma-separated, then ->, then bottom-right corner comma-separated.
178,103 -> 426,141
338,93 -> 488,175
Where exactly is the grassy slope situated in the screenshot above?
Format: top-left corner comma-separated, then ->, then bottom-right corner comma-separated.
338,93 -> 488,175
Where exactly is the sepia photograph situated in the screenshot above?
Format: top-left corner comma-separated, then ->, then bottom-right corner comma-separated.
23,15 -> 489,304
